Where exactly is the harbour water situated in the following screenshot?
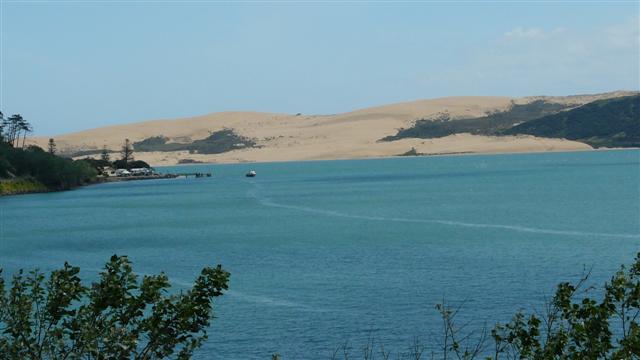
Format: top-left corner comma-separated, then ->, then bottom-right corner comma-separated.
1,150 -> 639,358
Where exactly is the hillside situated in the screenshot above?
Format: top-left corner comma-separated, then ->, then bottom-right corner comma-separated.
0,142 -> 97,195
381,99 -> 574,141
381,91 -> 639,144
503,95 -> 640,148
29,91 -> 635,166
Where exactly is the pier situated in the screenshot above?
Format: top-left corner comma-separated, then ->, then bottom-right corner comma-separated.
172,172 -> 212,178
103,172 -> 212,183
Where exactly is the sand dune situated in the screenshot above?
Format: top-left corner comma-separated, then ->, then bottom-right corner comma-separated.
30,92 -> 632,166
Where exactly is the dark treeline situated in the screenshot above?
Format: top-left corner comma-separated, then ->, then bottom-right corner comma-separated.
0,111 -> 155,195
0,112 -> 97,193
0,255 -> 230,360
82,140 -> 151,173
0,142 -> 97,191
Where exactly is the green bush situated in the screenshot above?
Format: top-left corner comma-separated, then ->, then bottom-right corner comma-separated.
112,159 -> 151,169
0,179 -> 48,195
327,253 -> 640,360
0,255 -> 230,360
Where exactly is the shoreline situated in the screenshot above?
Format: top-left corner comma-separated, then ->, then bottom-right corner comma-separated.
0,179 -> 92,197
2,148 -> 637,197
152,147 -> 637,168
0,172 -> 204,197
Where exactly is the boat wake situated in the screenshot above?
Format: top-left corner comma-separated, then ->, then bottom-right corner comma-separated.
225,290 -> 329,312
246,182 -> 640,240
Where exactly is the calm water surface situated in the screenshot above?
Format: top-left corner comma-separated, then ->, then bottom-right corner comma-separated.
1,150 -> 639,359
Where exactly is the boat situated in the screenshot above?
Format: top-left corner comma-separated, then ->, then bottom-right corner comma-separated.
245,170 -> 257,177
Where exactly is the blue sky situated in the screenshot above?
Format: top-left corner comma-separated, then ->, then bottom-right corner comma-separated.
1,1 -> 638,135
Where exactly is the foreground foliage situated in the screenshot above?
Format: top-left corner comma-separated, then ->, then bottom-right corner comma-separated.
490,252 -> 640,359
0,255 -> 230,360
327,253 -> 640,360
1,253 -> 637,359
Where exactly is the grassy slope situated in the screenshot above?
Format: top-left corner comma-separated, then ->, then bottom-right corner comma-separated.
0,179 -> 49,195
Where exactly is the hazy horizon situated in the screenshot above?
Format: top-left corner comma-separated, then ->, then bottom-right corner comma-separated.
1,2 -> 638,135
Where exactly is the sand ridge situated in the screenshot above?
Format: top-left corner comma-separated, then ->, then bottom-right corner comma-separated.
30,93 -> 633,166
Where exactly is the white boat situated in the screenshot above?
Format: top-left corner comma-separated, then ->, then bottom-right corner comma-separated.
245,170 -> 257,177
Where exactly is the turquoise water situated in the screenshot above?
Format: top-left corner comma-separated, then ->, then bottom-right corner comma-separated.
1,150 -> 639,358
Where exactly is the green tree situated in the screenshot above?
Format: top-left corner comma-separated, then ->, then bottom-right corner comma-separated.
6,114 -> 23,147
47,139 -> 56,155
0,255 -> 230,360
0,111 -> 5,143
120,139 -> 134,169
327,254 -> 640,360
1,113 -> 13,146
1,144 -> 97,189
100,145 -> 110,162
489,253 -> 640,359
20,118 -> 32,149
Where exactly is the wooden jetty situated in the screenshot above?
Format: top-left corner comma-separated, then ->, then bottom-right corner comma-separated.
173,172 -> 212,178
104,172 -> 212,183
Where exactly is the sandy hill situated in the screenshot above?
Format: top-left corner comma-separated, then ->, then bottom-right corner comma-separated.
30,92 -> 636,166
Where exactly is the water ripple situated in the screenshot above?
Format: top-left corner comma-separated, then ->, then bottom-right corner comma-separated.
247,183 -> 640,240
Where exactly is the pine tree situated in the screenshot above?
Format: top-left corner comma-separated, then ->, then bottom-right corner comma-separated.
48,138 -> 57,154
20,118 -> 32,149
100,145 -> 110,162
120,138 -> 134,169
0,111 -> 5,143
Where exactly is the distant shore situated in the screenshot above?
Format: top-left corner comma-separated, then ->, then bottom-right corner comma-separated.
0,171 -> 216,197
0,174 -> 178,197
142,146 -> 636,168
3,148 -> 636,197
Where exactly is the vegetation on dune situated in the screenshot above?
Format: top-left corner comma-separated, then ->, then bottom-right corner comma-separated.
0,255 -> 230,360
381,100 -> 573,141
398,147 -> 421,156
133,129 -> 257,154
83,140 -> 150,172
382,95 -> 640,148
504,95 -> 640,148
132,135 -> 170,150
177,158 -> 204,164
